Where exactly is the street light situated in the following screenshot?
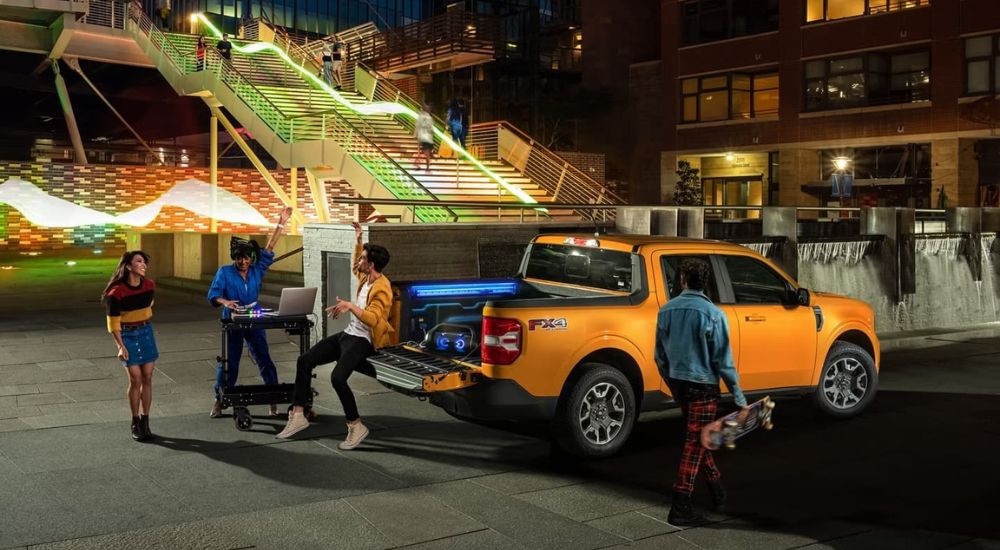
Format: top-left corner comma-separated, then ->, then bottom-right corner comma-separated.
725,152 -> 735,162
833,156 -> 850,171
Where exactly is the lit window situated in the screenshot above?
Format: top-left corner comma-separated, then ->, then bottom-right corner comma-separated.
681,71 -> 779,122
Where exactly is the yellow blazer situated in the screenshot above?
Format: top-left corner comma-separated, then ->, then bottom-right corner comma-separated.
353,243 -> 396,349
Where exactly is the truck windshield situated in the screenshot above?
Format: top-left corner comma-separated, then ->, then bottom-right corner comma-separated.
524,243 -> 637,292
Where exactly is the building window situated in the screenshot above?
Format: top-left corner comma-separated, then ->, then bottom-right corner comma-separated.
681,0 -> 779,46
805,0 -> 928,23
681,72 -> 779,123
964,35 -> 1000,96
804,49 -> 929,111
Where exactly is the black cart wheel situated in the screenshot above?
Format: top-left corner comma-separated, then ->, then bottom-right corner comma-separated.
234,407 -> 253,431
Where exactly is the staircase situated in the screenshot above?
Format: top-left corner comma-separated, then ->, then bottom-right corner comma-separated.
95,1 -> 621,222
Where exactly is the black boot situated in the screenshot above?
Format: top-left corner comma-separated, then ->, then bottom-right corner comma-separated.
130,416 -> 142,441
139,414 -> 155,441
707,479 -> 727,512
668,491 -> 704,526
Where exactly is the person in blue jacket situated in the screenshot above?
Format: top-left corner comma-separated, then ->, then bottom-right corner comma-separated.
208,207 -> 291,418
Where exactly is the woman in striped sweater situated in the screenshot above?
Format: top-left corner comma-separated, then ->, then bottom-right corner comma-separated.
103,250 -> 158,441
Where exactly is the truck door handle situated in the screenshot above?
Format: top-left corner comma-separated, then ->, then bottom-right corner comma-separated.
744,315 -> 766,322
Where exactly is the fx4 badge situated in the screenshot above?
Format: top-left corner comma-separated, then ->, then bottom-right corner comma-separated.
528,318 -> 568,331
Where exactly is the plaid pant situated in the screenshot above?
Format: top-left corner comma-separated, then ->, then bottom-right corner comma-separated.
669,379 -> 721,495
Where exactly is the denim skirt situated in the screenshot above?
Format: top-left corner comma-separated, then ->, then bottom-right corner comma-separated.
121,324 -> 159,367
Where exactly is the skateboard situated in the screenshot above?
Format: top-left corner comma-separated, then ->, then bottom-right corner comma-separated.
700,396 -> 775,451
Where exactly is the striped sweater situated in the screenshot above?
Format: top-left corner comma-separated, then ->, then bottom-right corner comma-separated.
105,278 -> 155,333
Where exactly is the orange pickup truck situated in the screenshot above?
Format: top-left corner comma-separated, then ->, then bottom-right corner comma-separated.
369,234 -> 879,457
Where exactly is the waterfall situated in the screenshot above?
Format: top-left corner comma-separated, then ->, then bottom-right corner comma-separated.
915,236 -> 962,259
739,242 -> 777,257
797,240 -> 875,266
908,236 -> 1000,330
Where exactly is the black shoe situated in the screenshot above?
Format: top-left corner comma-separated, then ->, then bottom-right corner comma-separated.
139,414 -> 155,441
130,417 -> 142,441
707,479 -> 727,512
667,491 -> 705,526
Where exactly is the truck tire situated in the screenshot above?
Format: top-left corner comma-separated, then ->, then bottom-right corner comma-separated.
555,363 -> 636,458
814,341 -> 877,418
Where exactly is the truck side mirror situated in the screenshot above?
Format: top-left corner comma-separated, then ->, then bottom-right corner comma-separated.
796,288 -> 811,307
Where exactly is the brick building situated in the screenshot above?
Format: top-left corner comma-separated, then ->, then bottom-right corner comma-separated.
583,0 -> 1000,208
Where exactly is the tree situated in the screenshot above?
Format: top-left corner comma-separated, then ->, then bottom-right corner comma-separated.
674,160 -> 702,205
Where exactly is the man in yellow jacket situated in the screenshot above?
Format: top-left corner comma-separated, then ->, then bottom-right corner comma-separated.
277,222 -> 394,448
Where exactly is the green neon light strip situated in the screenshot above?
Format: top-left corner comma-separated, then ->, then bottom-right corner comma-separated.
194,14 -> 540,207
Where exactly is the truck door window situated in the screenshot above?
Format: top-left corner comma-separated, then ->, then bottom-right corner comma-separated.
722,255 -> 789,304
660,255 -> 719,302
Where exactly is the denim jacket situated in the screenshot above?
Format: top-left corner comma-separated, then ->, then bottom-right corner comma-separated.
207,249 -> 275,319
654,289 -> 747,407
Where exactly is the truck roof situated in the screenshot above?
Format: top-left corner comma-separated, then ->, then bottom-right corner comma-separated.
534,233 -> 758,254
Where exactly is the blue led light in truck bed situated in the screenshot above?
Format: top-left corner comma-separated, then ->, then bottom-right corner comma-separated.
409,281 -> 518,299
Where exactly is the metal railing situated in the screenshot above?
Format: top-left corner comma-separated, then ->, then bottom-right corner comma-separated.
111,0 -> 454,222
81,0 -> 128,29
348,10 -> 500,72
468,120 -> 626,218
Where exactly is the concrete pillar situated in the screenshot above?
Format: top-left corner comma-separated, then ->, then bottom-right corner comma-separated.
946,207 -> 985,281
209,114 -> 218,233
932,139 -> 979,207
778,148 -> 819,208
762,207 -> 798,279
615,207 -> 655,235
862,207 -> 915,301
677,207 -> 704,239
290,166 -> 298,234
660,151 -> 678,205
51,59 -> 86,164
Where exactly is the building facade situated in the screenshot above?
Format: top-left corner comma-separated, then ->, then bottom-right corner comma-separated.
586,0 -> 1000,208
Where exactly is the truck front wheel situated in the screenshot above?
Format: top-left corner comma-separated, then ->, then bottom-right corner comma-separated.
554,363 -> 636,458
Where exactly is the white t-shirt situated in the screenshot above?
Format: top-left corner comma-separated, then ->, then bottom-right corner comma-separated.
416,112 -> 434,144
344,279 -> 372,342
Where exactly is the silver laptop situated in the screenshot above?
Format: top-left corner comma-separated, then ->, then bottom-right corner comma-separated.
273,287 -> 318,317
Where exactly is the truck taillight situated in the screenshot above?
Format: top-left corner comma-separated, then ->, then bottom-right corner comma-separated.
482,316 -> 521,365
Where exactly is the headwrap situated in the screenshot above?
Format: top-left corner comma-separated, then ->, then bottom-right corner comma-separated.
229,237 -> 260,263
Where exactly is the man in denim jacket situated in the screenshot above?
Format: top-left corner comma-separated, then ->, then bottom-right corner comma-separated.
655,258 -> 749,526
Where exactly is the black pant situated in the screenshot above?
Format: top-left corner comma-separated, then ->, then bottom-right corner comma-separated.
292,332 -> 375,421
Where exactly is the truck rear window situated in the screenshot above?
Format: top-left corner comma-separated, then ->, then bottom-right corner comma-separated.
523,243 -> 637,292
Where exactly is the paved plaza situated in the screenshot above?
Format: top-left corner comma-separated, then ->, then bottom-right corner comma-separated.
0,256 -> 997,549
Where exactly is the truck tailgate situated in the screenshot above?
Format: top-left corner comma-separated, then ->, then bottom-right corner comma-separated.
368,345 -> 480,393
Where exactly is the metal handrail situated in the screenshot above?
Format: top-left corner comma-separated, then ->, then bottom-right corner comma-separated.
349,11 -> 499,71
353,61 -> 547,212
121,2 -> 454,222
468,120 -> 626,214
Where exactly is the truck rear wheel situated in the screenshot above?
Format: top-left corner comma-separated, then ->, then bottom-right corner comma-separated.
555,363 -> 636,458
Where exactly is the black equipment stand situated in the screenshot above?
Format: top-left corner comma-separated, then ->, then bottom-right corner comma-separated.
218,314 -> 313,431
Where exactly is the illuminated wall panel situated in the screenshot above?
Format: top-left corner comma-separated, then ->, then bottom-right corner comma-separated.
0,161 -> 357,251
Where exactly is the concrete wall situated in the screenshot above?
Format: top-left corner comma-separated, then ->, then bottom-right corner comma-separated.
126,230 -> 303,280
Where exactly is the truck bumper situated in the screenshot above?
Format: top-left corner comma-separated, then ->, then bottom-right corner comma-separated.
428,379 -> 558,421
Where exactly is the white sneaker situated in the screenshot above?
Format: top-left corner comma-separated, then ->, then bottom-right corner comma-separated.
275,412 -> 310,439
338,421 -> 369,450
